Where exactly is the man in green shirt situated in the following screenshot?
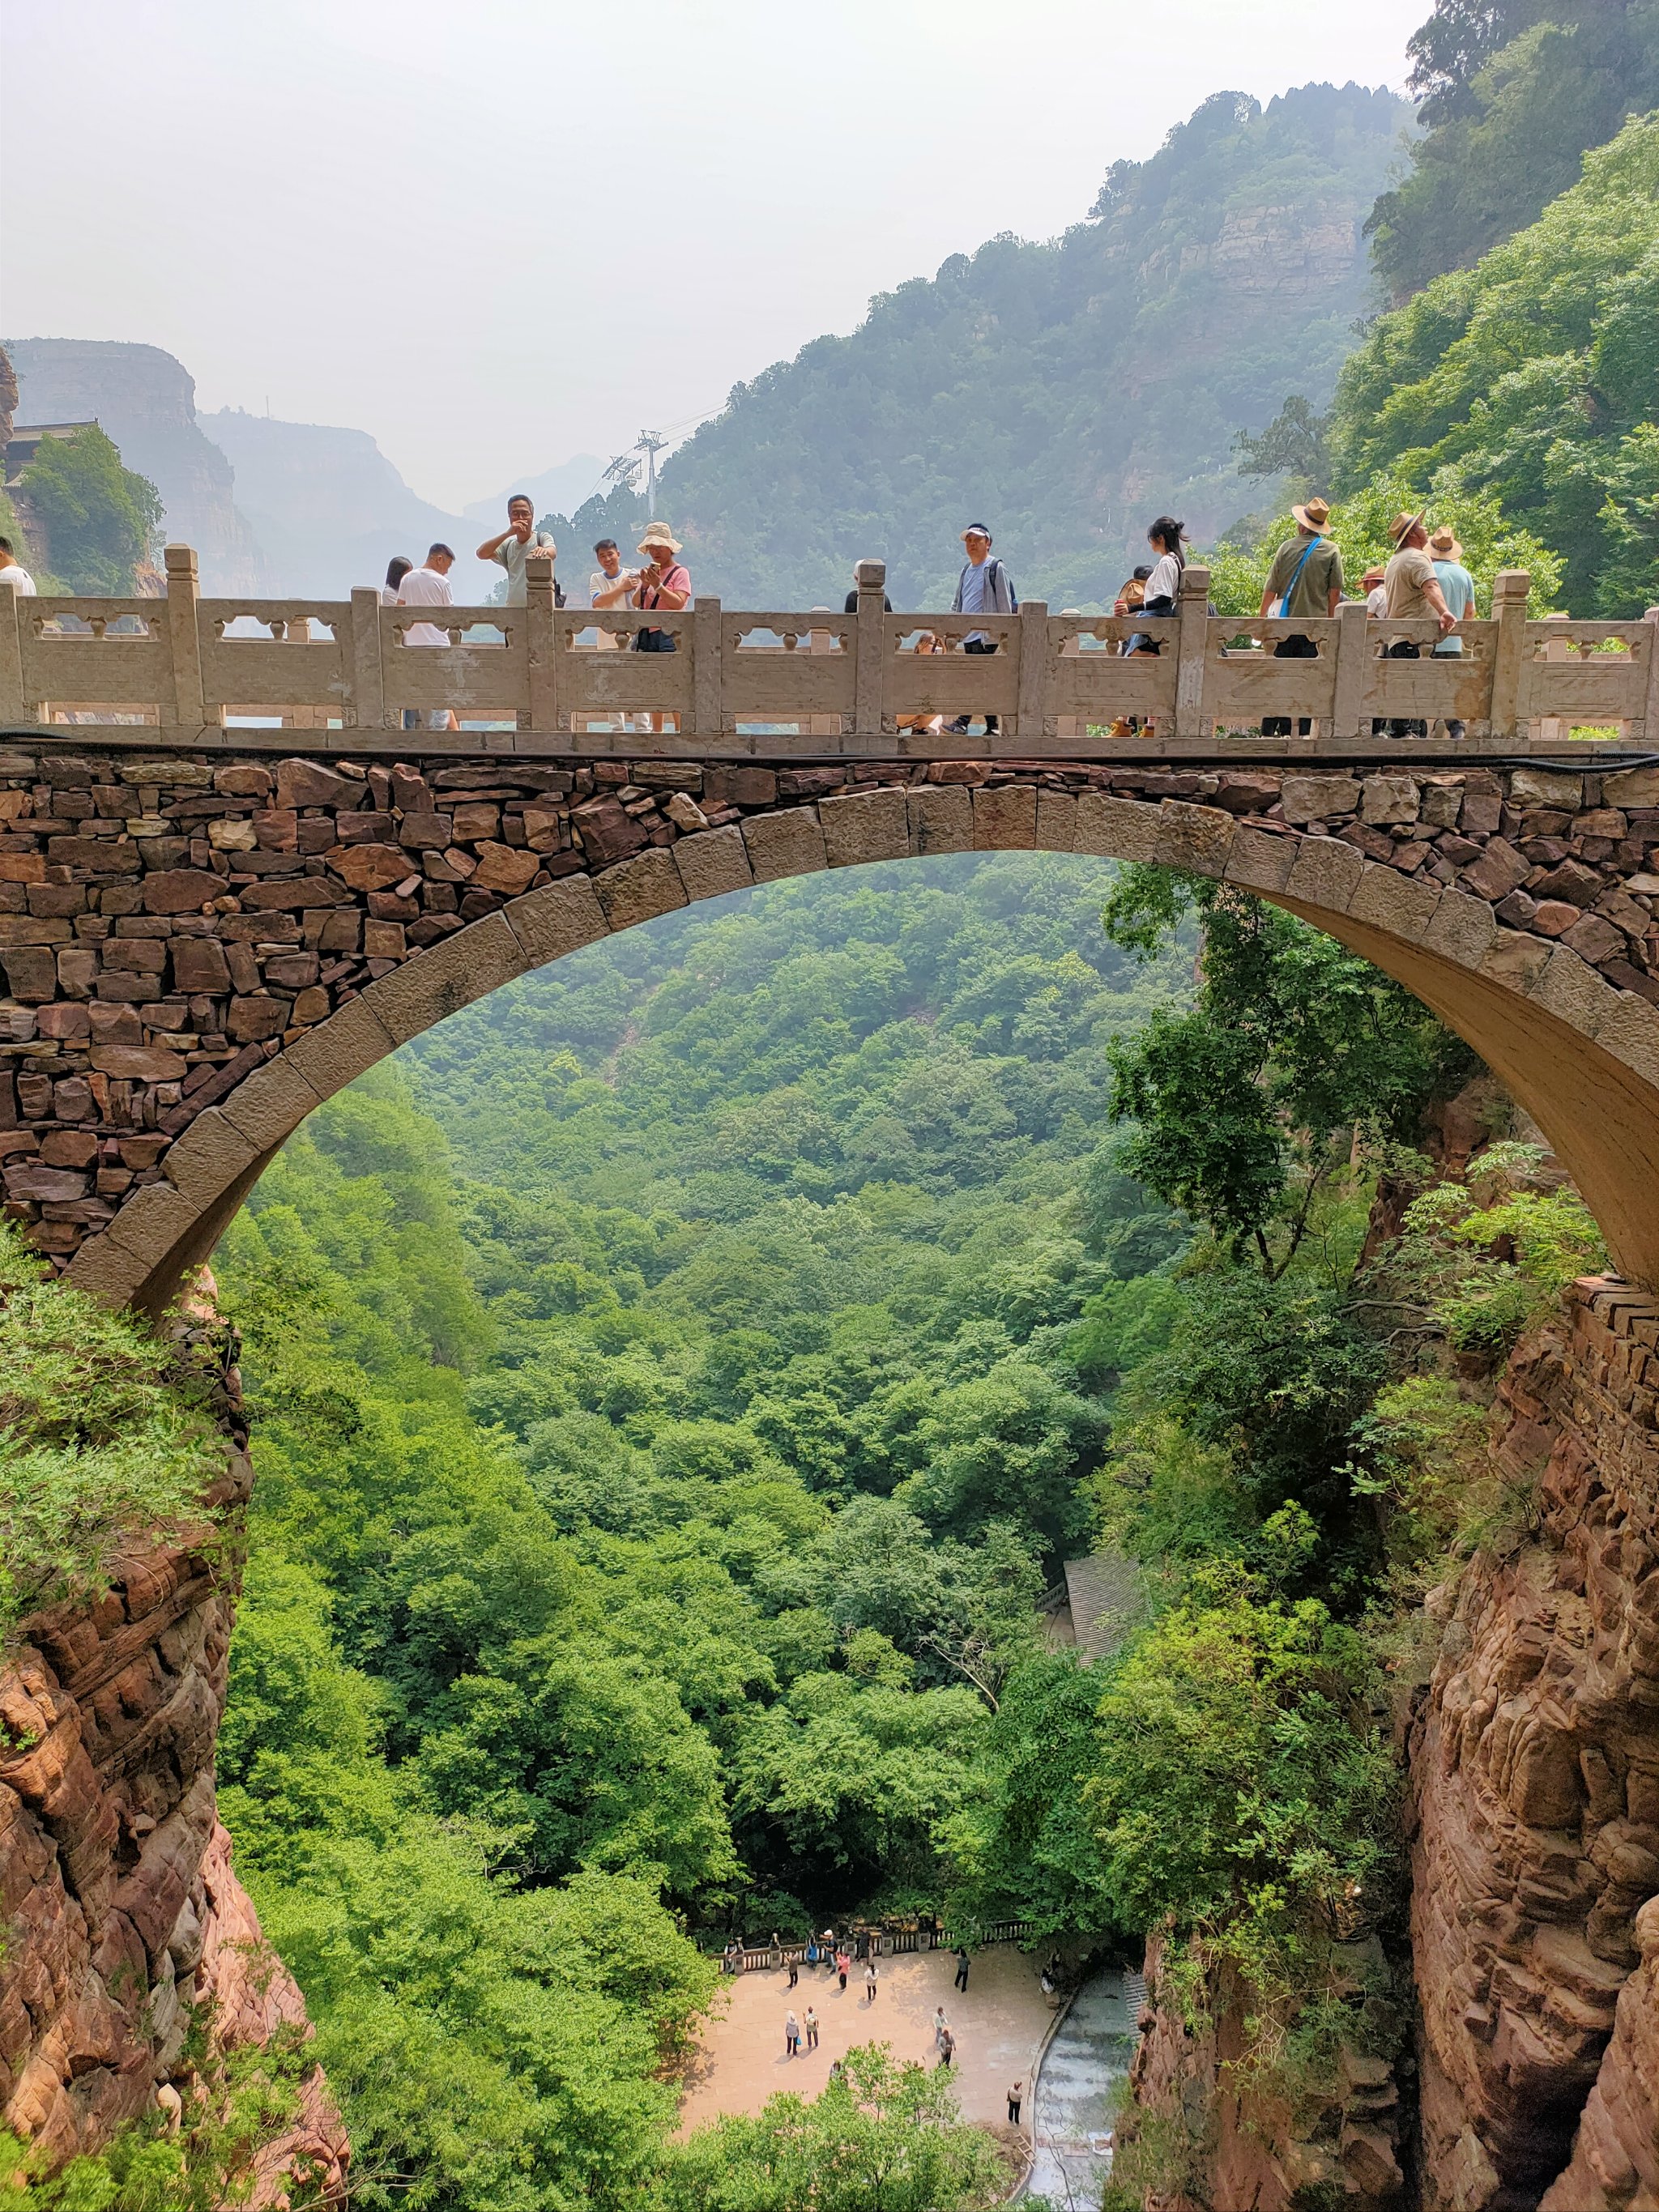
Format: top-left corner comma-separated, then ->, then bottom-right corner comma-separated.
1258,497 -> 1345,735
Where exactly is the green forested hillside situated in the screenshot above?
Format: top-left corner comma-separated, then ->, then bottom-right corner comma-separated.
187,852 -> 1606,2208
651,83 -> 1410,609
1331,111 -> 1659,613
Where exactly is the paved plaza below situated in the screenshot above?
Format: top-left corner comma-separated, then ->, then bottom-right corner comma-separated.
676,1946 -> 1054,2142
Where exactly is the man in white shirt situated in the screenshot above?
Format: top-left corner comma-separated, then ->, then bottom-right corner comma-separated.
588,538 -> 638,648
948,523 -> 1016,736
476,497 -> 557,606
396,543 -> 458,731
0,538 -> 37,595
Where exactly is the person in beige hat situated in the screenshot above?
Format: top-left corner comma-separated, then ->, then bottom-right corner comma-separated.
632,526 -> 691,731
1257,496 -> 1344,735
1381,513 -> 1457,737
1427,523 -> 1475,739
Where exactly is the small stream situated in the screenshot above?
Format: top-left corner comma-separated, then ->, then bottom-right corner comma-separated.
1021,1967 -> 1142,2206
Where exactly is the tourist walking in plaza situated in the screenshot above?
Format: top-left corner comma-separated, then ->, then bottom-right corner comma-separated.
1382,511 -> 1458,736
787,1950 -> 799,1988
476,494 -> 558,605
395,543 -> 458,731
784,2010 -> 800,2056
804,2005 -> 820,2050
835,1948 -> 850,1991
0,538 -> 37,595
864,1959 -> 879,2003
1429,523 -> 1475,741
933,2005 -> 950,2050
947,523 -> 1016,737
953,1946 -> 970,1992
1008,2079 -> 1023,2125
937,2026 -> 956,2069
1259,497 -> 1344,736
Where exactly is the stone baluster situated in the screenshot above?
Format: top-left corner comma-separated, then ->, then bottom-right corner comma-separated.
694,597 -> 723,740
525,552 -> 557,732
1015,595 -> 1049,746
1331,599 -> 1369,742
0,573 -> 25,726
1173,562 -> 1212,740
164,544 -> 210,729
806,608 -> 839,740
1534,610 -> 1573,746
1487,569 -> 1531,741
1634,604 -> 1659,748
348,587 -> 385,729
1055,613 -> 1083,739
854,559 -> 886,740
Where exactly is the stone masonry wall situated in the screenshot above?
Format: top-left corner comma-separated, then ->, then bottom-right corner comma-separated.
0,1311 -> 346,2200
6,746 -> 1659,1291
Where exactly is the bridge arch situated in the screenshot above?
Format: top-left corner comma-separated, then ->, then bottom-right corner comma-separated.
31,769 -> 1659,1316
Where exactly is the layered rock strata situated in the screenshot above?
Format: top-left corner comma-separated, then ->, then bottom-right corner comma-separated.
0,1320 -> 344,2199
1411,1278 -> 1659,2211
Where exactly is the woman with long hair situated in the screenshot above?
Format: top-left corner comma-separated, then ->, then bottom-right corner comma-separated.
1140,517 -> 1186,616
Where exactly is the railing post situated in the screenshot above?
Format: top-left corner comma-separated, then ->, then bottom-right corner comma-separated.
854,558 -> 886,740
1533,609 -> 1574,744
1486,569 -> 1529,740
694,597 -> 723,739
1174,562 -> 1211,740
1638,605 -> 1659,748
525,553 -> 557,731
0,578 -> 26,726
164,543 -> 207,730
1015,598 -> 1049,746
348,587 -> 386,729
1331,599 -> 1368,741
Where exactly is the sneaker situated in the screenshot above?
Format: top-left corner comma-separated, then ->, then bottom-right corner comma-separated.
946,717 -> 972,735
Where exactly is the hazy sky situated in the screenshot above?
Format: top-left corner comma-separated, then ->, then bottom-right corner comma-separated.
4,0 -> 1425,512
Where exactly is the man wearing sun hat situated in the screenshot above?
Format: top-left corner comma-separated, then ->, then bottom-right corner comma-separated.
1382,511 -> 1458,737
1428,523 -> 1476,740
1258,496 -> 1345,735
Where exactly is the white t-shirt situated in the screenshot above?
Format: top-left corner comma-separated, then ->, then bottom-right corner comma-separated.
493,527 -> 557,606
396,564 -> 453,648
1144,552 -> 1182,606
589,567 -> 638,646
0,564 -> 37,595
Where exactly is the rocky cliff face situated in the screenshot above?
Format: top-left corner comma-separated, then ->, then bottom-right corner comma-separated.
5,340 -> 267,594
1118,1276 -> 1659,2210
0,1320 -> 343,2200
1410,1277 -> 1659,2211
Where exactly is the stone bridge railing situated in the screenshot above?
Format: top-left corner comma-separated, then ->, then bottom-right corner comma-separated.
4,550 -> 1657,761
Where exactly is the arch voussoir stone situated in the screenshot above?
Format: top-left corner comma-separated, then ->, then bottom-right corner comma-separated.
2,746 -> 1658,1306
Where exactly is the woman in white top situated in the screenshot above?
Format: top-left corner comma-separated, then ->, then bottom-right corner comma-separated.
1140,516 -> 1186,616
383,557 -> 416,727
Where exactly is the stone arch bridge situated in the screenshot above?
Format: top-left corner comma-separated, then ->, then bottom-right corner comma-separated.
5,552 -> 1659,1306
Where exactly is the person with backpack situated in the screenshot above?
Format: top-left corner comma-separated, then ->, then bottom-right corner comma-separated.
1258,497 -> 1345,736
476,495 -> 561,606
947,523 -> 1017,736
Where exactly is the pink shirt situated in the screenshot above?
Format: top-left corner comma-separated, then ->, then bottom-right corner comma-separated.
638,563 -> 689,610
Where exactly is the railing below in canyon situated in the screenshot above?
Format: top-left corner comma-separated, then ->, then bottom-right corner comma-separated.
5,549 -> 1657,761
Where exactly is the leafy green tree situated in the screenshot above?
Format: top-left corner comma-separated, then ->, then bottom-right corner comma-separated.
19,425 -> 162,592
1101,867 -> 1474,1273
663,2046 -> 1009,2212
1365,2 -> 1659,302
1333,112 -> 1659,611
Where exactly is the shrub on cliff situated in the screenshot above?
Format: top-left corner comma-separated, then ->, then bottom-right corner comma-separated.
0,1223 -> 220,1638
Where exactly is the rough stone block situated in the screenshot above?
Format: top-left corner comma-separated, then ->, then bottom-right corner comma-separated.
1073,792 -> 1158,861
671,825 -> 753,905
1361,774 -> 1420,826
218,1058 -> 323,1156
1529,945 -> 1618,1038
1034,791 -> 1077,852
1603,765 -> 1659,810
1480,930 -> 1554,995
1225,825 -> 1298,893
274,759 -> 360,810
1422,887 -> 1498,970
1282,774 -> 1360,825
1284,835 -> 1364,912
1508,766 -> 1584,808
820,790 -> 909,868
61,1232 -> 150,1306
505,874 -> 609,968
1347,866 -> 1441,941
282,995 -> 399,1104
908,786 -> 974,855
743,808 -> 829,884
160,1110 -> 259,1208
1596,994 -> 1659,1087
140,870 -> 222,917
87,1045 -> 188,1082
595,847 -> 690,932
364,912 -> 526,1043
1156,802 -> 1235,877
973,785 -> 1037,850
98,1178 -> 200,1264
471,842 -> 539,896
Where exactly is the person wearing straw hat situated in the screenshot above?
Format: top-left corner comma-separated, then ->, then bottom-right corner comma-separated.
632,524 -> 691,732
1381,511 -> 1457,738
1258,496 -> 1344,735
1428,523 -> 1475,740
